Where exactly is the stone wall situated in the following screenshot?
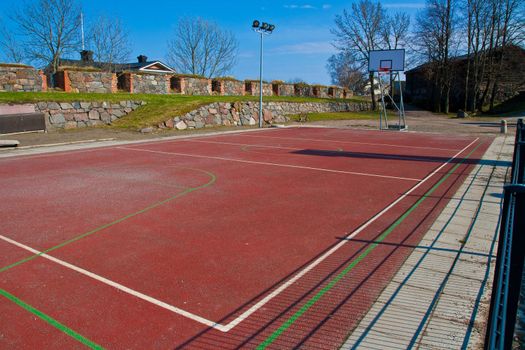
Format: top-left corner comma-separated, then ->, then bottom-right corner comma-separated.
312,86 -> 330,98
294,84 -> 312,97
0,63 -> 357,99
212,79 -> 244,96
272,83 -> 295,97
34,100 -> 145,129
329,87 -> 344,99
159,101 -> 371,130
0,63 -> 355,98
245,81 -> 273,96
171,76 -> 212,95
132,73 -> 169,94
0,65 -> 45,92
66,71 -> 117,93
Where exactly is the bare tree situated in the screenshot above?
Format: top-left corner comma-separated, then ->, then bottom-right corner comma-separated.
87,15 -> 132,70
486,0 -> 524,110
167,17 -> 238,78
414,0 -> 458,113
380,12 -> 410,50
11,0 -> 81,72
380,12 -> 410,96
332,0 -> 385,109
0,18 -> 25,63
460,0 -> 524,111
461,0 -> 493,111
326,51 -> 367,94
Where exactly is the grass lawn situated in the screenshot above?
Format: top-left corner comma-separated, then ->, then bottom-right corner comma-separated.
0,91 -> 370,129
294,111 -> 378,122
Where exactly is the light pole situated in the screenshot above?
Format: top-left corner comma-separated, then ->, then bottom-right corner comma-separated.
252,20 -> 275,128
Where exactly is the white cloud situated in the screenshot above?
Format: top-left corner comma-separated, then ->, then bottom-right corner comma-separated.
270,41 -> 336,55
322,4 -> 332,9
383,3 -> 426,9
284,4 -> 317,10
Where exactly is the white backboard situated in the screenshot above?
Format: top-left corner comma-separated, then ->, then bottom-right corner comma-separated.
368,49 -> 405,72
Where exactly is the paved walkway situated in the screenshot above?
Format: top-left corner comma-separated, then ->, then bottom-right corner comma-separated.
342,135 -> 513,349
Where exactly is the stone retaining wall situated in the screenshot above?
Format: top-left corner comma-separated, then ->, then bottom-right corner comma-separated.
245,81 -> 273,96
132,73 -> 169,94
312,86 -> 330,99
66,71 -> 117,93
212,79 -> 244,96
273,83 -> 295,97
170,76 -> 212,95
0,65 -> 46,92
159,101 -> 371,130
34,100 -> 145,129
0,63 -> 356,98
294,84 -> 312,97
329,87 -> 345,99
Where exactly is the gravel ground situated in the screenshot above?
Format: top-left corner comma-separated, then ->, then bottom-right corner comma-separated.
302,108 -> 521,136
0,107 -> 521,149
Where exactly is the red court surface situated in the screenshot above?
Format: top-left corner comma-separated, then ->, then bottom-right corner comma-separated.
0,127 -> 491,349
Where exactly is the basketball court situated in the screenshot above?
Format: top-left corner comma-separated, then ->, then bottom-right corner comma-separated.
0,126 -> 491,348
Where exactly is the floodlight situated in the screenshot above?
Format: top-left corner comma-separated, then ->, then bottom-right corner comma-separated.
251,19 -> 277,128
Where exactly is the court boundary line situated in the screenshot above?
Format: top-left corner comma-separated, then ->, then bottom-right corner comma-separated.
117,147 -> 421,182
0,137 -> 478,333
0,126 -> 272,161
180,139 -> 460,163
0,234 -> 227,331
256,139 -> 483,349
0,126 -> 463,163
238,133 -> 464,152
111,126 -> 465,153
222,137 -> 479,332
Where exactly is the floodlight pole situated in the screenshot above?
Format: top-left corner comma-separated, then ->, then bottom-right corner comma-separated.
258,31 -> 264,128
252,20 -> 275,128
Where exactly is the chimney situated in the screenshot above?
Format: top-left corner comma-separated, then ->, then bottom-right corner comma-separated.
137,55 -> 148,63
80,50 -> 94,63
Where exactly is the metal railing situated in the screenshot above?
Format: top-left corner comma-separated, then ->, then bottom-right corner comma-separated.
485,118 -> 525,349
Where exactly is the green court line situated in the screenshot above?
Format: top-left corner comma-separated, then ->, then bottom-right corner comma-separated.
1,168 -> 216,273
257,142 -> 482,349
1,288 -> 104,349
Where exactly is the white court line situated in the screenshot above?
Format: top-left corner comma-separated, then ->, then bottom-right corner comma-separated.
0,234 -> 229,332
239,134 -> 464,152
181,139 -> 455,163
1,137 -> 479,332
182,139 -> 300,151
216,136 -> 479,331
0,127 -> 271,161
117,147 -> 421,182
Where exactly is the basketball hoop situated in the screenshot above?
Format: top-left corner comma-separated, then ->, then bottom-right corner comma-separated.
367,49 -> 407,131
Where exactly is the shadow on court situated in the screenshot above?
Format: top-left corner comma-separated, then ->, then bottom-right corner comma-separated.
291,149 -> 510,168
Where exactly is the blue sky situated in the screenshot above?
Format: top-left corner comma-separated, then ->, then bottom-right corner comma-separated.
0,0 -> 425,84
